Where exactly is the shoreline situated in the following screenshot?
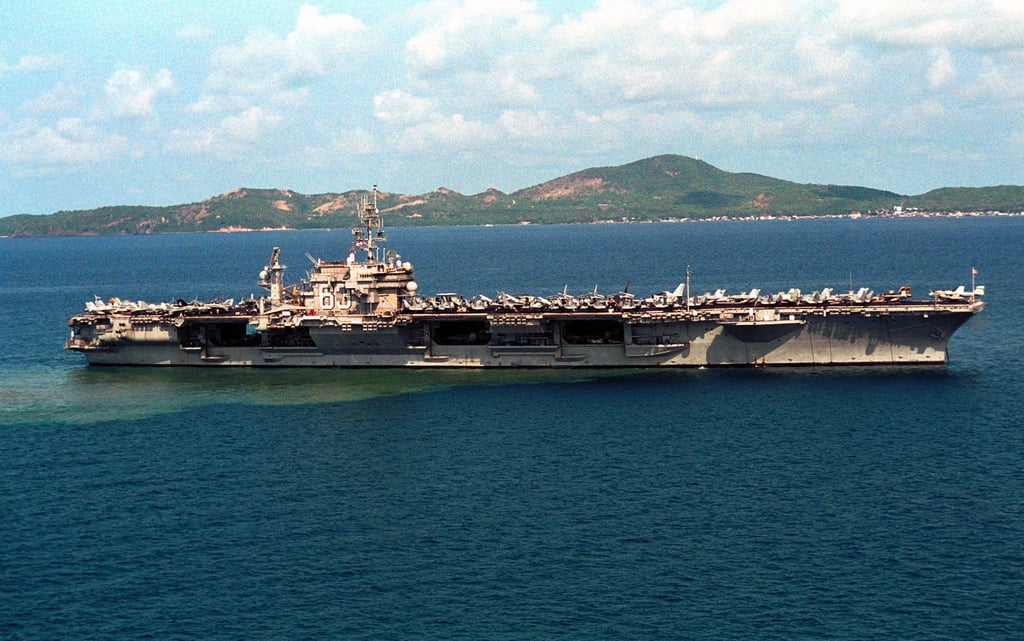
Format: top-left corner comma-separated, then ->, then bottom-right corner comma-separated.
2,209 -> 1023,239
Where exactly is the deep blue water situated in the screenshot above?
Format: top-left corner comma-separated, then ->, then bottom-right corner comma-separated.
2,218 -> 1023,639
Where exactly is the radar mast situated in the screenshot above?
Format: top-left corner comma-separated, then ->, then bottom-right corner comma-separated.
353,184 -> 386,263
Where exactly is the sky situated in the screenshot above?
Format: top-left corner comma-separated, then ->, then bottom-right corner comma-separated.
1,0 -> 1023,216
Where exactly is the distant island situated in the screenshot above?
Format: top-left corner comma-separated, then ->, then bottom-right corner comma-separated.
3,154 -> 1024,237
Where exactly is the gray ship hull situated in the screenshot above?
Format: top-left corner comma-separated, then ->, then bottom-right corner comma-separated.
68,305 -> 978,368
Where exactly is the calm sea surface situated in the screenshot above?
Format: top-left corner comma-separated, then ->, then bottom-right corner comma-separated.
2,218 -> 1022,639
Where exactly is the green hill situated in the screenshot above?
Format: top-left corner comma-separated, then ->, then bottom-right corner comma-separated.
904,185 -> 1024,212
2,155 -> 1021,237
507,155 -> 902,220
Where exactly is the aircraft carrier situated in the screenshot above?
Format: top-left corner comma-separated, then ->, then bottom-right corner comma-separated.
66,188 -> 984,368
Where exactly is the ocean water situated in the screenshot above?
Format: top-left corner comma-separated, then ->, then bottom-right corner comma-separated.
1,218 -> 1022,639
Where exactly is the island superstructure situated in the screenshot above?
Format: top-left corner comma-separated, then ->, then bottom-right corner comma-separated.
66,187 -> 984,367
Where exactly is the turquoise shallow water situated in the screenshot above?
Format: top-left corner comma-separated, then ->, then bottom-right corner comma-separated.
2,218 -> 1023,639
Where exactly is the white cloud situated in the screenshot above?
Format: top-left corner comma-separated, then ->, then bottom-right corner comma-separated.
183,94 -> 247,115
165,107 -> 283,159
454,70 -> 541,109
695,0 -> 791,40
495,109 -> 557,140
966,53 -> 1024,101
404,0 -> 545,71
309,128 -> 379,161
537,0 -> 842,108
928,48 -> 956,88
93,68 -> 175,120
219,107 -> 280,143
0,117 -> 129,166
373,90 -> 439,125
202,6 -> 365,100
205,29 -> 319,96
21,81 -> 83,114
292,4 -> 364,43
356,2 -> 838,165
551,0 -> 658,52
172,5 -> 367,162
791,31 -> 867,99
392,112 -> 494,153
0,54 -> 64,77
870,99 -> 950,142
832,0 -> 1024,49
374,0 -> 1024,176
